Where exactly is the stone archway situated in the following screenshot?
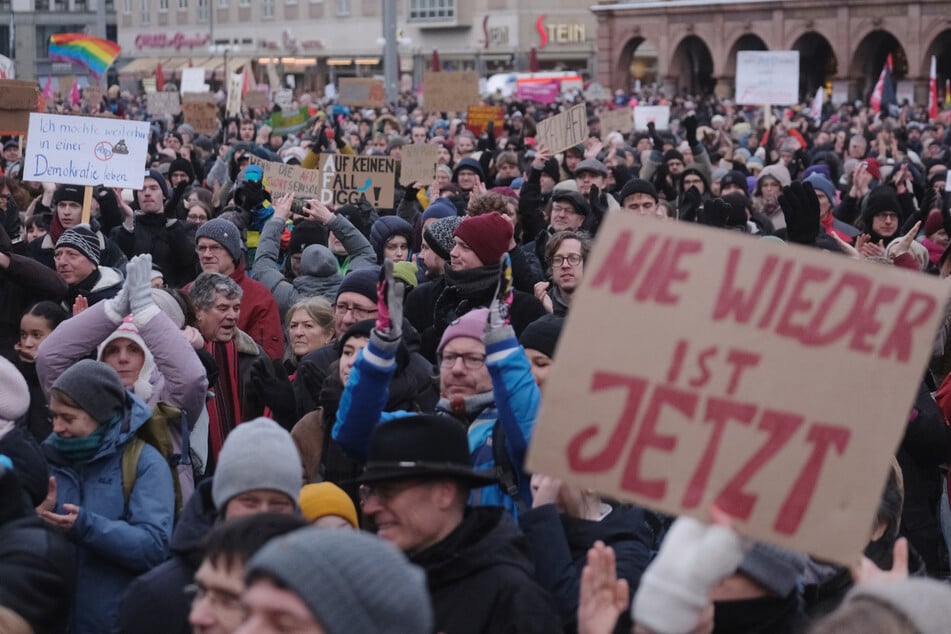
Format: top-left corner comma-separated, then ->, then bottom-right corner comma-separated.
850,29 -> 908,99
616,36 -> 659,93
724,33 -> 768,77
793,32 -> 837,99
922,28 -> 951,83
669,35 -> 715,96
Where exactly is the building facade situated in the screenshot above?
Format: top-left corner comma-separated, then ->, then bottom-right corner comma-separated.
593,0 -> 951,105
116,0 -> 599,93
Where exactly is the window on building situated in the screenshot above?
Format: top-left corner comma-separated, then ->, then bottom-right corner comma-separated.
336,0 -> 349,16
218,0 -> 227,6
286,0 -> 297,5
239,0 -> 249,6
35,0 -> 50,9
158,0 -> 167,11
178,0 -> 187,9
198,0 -> 208,20
123,0 -> 132,13
141,0 -> 151,23
263,0 -> 273,16
408,0 -> 454,21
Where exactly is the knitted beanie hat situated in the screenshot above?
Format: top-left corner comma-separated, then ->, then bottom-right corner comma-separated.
97,316 -> 157,402
151,289 -> 186,329
518,314 -> 564,360
52,184 -> 84,206
212,417 -> 303,513
167,158 -> 195,183
288,220 -> 328,256
803,173 -> 836,206
925,209 -> 945,237
423,216 -> 463,262
299,482 -> 359,528
50,359 -> 127,424
146,168 -> 171,199
438,307 -> 488,353
55,224 -> 101,265
618,178 -> 659,204
369,216 -> 413,262
453,213 -> 513,266
246,527 -> 433,634
196,217 -> 244,264
863,186 -> 901,223
0,356 -> 29,427
453,157 -> 485,181
421,197 -> 457,224
335,266 -> 380,305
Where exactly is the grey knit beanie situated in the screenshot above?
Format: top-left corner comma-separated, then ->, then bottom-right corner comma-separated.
196,217 -> 244,264
845,577 -> 951,633
423,215 -> 463,262
212,417 -> 303,513
246,527 -> 433,634
55,224 -> 101,266
50,359 -> 127,424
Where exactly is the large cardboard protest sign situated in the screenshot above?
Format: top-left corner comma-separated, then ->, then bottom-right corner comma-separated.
535,103 -> 587,154
466,105 -> 505,136
399,143 -> 439,186
735,51 -> 800,105
225,72 -> 243,117
23,113 -> 150,188
599,107 -> 633,134
423,71 -> 481,113
634,105 -> 670,131
0,79 -> 39,134
249,154 -> 396,208
182,97 -> 219,136
526,215 -> 949,565
337,78 -> 385,108
243,90 -> 269,110
146,91 -> 182,116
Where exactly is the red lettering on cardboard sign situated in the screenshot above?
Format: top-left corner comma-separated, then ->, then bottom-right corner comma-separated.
566,372 -> 648,473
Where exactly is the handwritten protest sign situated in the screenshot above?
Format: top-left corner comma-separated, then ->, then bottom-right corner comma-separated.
0,79 -> 39,134
24,113 -> 149,188
83,86 -> 106,109
182,97 -> 219,135
515,80 -> 560,104
599,107 -> 633,134
466,105 -> 505,136
146,91 -> 182,116
274,88 -> 294,111
399,143 -> 439,186
249,153 -> 396,207
226,72 -> 243,117
526,215 -> 949,565
244,90 -> 269,110
337,78 -> 385,108
423,71 -> 481,113
535,103 -> 587,154
634,105 -> 670,131
268,107 -> 311,135
180,67 -> 207,95
736,51 -> 800,105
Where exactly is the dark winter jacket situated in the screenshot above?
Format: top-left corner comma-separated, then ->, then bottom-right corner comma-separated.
110,213 -> 197,288
411,507 -> 562,634
116,479 -> 217,634
63,266 -> 124,313
0,252 -> 68,359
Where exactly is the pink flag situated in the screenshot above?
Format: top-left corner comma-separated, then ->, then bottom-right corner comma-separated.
69,80 -> 81,107
41,76 -> 54,100
929,56 -> 939,121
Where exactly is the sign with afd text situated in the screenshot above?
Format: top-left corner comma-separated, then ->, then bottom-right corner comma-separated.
535,103 -> 587,154
249,154 -> 396,208
735,51 -> 800,105
24,113 -> 150,189
526,215 -> 949,565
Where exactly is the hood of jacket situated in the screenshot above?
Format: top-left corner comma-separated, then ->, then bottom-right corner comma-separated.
170,478 -> 218,562
410,506 -> 534,587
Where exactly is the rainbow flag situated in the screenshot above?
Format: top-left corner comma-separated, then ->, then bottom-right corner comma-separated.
49,33 -> 121,78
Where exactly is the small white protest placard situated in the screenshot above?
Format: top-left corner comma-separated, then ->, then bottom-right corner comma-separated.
24,113 -> 150,189
633,105 -> 670,131
735,51 -> 800,106
180,67 -> 208,95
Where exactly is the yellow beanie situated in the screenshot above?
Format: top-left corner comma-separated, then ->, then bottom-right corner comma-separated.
299,482 -> 359,528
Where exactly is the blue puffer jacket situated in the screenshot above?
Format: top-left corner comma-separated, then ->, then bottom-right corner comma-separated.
333,324 -> 540,516
42,394 -> 175,634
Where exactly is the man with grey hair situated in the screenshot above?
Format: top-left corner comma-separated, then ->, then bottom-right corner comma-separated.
190,272 -> 295,471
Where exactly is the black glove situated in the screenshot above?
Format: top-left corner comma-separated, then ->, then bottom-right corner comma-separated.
0,223 -> 11,255
316,125 -> 329,152
778,181 -> 821,245
332,117 -> 347,150
647,121 -> 664,150
683,115 -> 698,148
164,180 -> 188,217
679,186 -> 702,222
699,197 -> 729,228
250,357 -> 297,429
584,184 -> 609,235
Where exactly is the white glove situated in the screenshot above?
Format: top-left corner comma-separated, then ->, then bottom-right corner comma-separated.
103,272 -> 131,324
127,254 -> 160,326
632,516 -> 747,634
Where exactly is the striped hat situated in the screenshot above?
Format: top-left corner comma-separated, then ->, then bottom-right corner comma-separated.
55,224 -> 100,265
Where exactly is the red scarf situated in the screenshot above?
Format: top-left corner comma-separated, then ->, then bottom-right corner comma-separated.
49,212 -> 67,244
206,340 -> 244,463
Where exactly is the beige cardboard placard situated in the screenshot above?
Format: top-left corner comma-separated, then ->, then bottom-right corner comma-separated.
182,100 -> 220,135
535,103 -> 587,154
466,105 -> 505,136
83,85 -> 106,108
399,143 -> 440,186
423,71 -> 480,113
243,90 -> 269,110
58,75 -> 75,101
337,78 -> 385,108
526,215 -> 950,565
249,153 -> 396,208
599,106 -> 633,134
146,91 -> 182,116
0,79 -> 39,134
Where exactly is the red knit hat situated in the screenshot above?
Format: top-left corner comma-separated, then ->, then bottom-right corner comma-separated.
925,209 -> 945,237
453,213 -> 513,266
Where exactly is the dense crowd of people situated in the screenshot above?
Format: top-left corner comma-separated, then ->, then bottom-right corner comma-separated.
3,78 -> 951,633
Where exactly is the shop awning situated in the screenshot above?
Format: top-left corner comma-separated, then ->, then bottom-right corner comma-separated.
117,57 -> 163,75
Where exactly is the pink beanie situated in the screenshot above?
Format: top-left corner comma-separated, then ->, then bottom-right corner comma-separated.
438,308 -> 488,353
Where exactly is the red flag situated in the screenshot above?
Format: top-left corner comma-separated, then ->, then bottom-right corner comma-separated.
156,62 -> 165,91
430,50 -> 440,73
870,54 -> 893,114
241,64 -> 252,96
529,47 -> 540,73
69,80 -> 80,107
929,56 -> 939,120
